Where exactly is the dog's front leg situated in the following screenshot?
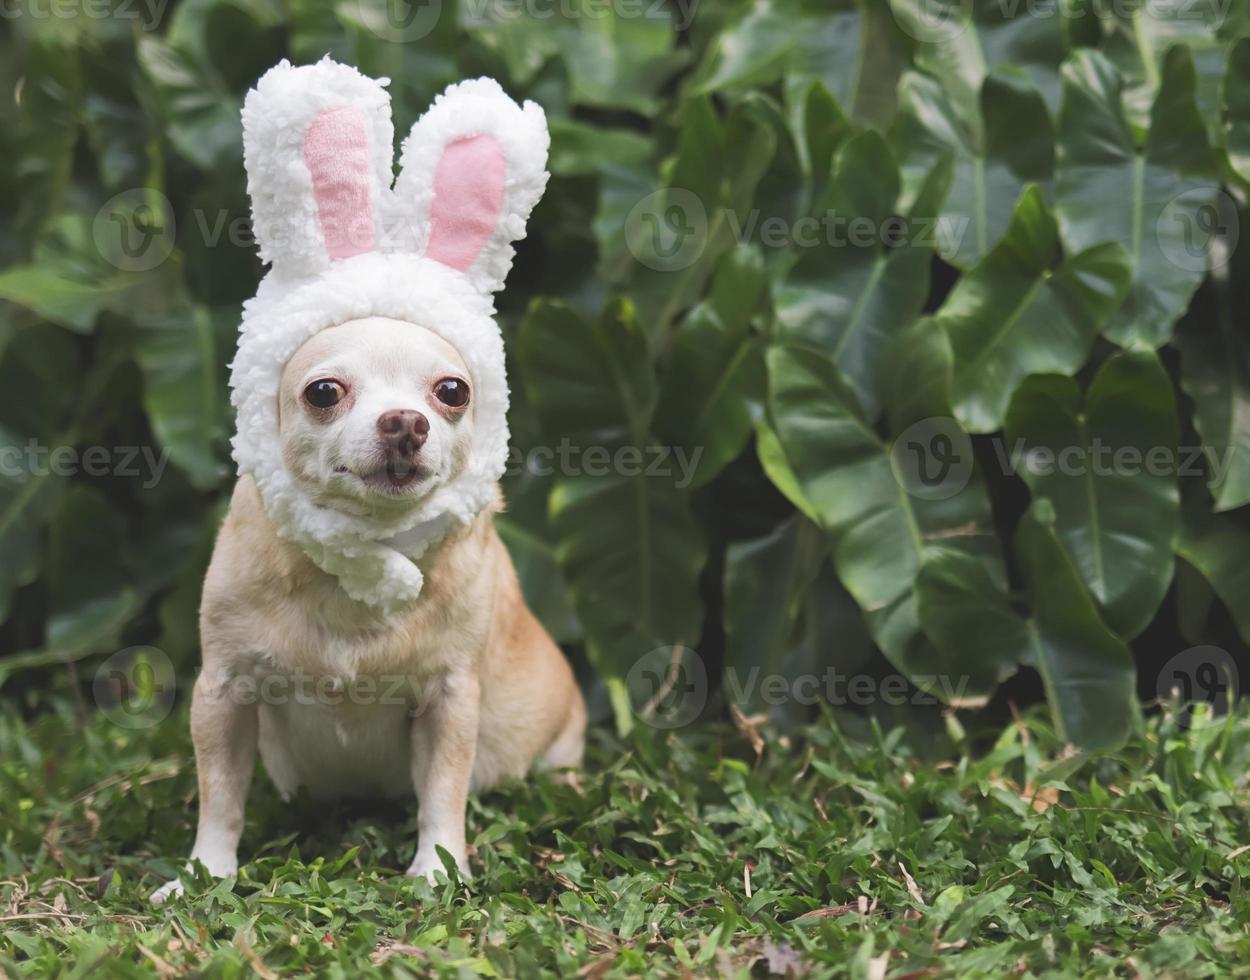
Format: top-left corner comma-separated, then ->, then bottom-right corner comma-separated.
152,670 -> 257,903
407,671 -> 479,881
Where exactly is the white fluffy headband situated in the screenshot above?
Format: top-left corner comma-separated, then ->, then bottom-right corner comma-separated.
229,58 -> 550,610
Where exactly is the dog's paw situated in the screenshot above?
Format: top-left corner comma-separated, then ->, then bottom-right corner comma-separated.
405,849 -> 469,883
149,878 -> 184,905
149,853 -> 238,905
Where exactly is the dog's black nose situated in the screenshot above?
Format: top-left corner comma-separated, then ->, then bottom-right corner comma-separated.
377,409 -> 429,457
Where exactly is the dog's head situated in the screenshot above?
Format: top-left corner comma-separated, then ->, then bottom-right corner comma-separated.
230,62 -> 547,608
279,316 -> 477,519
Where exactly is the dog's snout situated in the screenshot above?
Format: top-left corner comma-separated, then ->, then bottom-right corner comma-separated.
377,409 -> 430,456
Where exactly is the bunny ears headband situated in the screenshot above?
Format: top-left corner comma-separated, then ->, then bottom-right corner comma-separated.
228,58 -> 550,610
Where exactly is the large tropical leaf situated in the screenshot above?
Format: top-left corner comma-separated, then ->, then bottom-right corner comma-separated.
549,472 -> 706,691
1224,36 -> 1250,183
1056,48 -> 1218,349
0,326 -> 79,622
890,0 -> 1070,116
774,130 -> 951,420
137,0 -> 284,171
517,298 -> 656,446
722,516 -> 829,714
935,186 -> 1132,432
521,298 -> 705,718
133,305 -> 229,490
1175,290 -> 1250,513
623,98 -> 778,335
1097,0 -> 1232,137
461,0 -> 689,115
496,474 -> 581,646
1176,502 -> 1250,646
1016,502 -> 1138,751
691,0 -> 910,129
755,421 -> 823,527
44,486 -> 138,657
895,68 -> 1053,269
0,211 -> 177,334
5,38 -> 82,255
765,340 -> 1006,699
1005,351 -> 1181,638
654,246 -> 768,489
913,548 -> 1028,699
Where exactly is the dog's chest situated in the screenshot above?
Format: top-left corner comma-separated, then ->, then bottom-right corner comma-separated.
245,644 -> 444,800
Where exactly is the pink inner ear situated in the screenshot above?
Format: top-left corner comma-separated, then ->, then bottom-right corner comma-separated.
304,107 -> 375,262
426,134 -> 506,273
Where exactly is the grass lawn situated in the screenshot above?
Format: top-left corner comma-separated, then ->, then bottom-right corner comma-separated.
2,699 -> 1249,978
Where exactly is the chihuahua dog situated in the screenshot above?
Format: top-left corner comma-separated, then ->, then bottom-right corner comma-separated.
153,61 -> 584,901
153,317 -> 585,902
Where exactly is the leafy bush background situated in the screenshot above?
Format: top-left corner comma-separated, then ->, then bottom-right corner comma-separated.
1,0 -> 1249,748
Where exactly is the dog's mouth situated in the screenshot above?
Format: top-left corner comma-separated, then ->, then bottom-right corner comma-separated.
336,459 -> 433,495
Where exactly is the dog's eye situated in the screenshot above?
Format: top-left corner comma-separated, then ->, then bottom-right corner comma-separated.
434,377 -> 470,409
304,379 -> 346,409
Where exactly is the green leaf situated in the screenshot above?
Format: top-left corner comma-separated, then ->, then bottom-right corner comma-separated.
1096,0 -> 1229,138
0,209 -> 180,332
463,0 -> 688,115
766,342 -> 1006,697
80,41 -> 160,192
137,36 -> 243,172
1224,37 -> 1250,183
5,38 -> 83,255
936,186 -> 1132,432
691,0 -> 909,128
626,98 -> 778,336
774,132 -> 950,420
791,81 -> 853,213
796,560 -> 875,678
914,548 -> 1027,701
1005,350 -> 1180,638
1016,502 -> 1137,751
496,474 -> 581,647
1056,48 -> 1217,349
548,119 -> 654,179
896,68 -> 1054,268
755,422 -> 823,527
45,486 -> 138,656
0,266 -> 135,334
722,516 -> 828,715
765,345 -> 899,536
549,472 -> 706,683
1176,502 -> 1250,646
0,326 -> 79,622
133,305 -> 228,490
136,0 -> 284,171
1175,557 -> 1214,644
517,298 -> 656,446
1175,291 -> 1250,512
556,4 -> 690,116
654,246 -> 768,489
889,0 -> 1070,117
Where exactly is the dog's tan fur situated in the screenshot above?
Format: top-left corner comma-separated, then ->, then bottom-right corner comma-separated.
154,319 -> 584,901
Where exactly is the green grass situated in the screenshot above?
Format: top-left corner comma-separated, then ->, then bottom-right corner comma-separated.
2,699 -> 1249,978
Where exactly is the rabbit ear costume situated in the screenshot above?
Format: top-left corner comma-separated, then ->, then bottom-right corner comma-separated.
230,58 -> 548,611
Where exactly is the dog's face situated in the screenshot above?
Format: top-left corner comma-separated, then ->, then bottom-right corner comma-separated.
279,316 -> 476,519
